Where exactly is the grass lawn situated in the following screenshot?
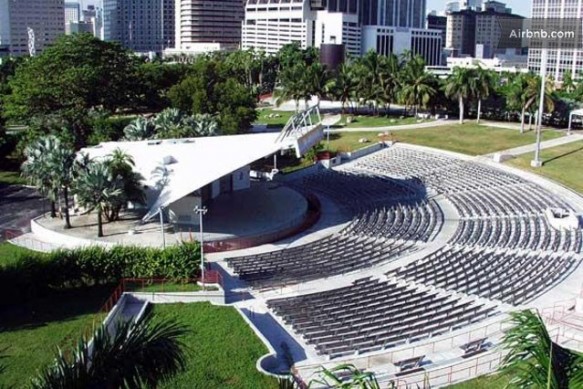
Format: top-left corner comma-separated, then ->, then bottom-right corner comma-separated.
341,115 -> 430,128
0,242 -> 32,266
326,123 -> 564,156
0,285 -> 114,387
254,108 -> 294,127
446,370 -> 514,389
153,303 -> 277,389
0,170 -> 26,186
506,140 -> 583,194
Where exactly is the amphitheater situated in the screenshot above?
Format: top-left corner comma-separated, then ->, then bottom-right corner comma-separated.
213,142 -> 583,387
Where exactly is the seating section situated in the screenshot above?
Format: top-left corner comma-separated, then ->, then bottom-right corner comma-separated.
226,145 -> 582,359
450,216 -> 582,252
227,235 -> 415,288
343,200 -> 443,242
268,278 -> 498,358
389,245 -> 578,305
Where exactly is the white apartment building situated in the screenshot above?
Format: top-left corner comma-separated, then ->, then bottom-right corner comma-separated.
174,0 -> 244,53
242,0 -> 441,64
528,0 -> 583,81
0,0 -> 65,56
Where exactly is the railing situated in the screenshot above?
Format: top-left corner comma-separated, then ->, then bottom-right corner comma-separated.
386,351 -> 505,388
202,194 -> 321,253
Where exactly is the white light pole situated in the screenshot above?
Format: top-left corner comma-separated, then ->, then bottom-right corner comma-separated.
194,205 -> 208,289
531,48 -> 548,168
159,206 -> 166,248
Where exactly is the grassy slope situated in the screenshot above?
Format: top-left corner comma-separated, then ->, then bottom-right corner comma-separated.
0,285 -> 113,387
506,140 -> 583,194
342,115 -> 427,128
327,124 -> 563,156
153,303 -> 278,389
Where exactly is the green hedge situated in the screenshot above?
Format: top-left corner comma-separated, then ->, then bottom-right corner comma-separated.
0,242 -> 201,306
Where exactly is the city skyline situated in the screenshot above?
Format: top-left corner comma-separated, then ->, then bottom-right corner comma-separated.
427,0 -> 531,16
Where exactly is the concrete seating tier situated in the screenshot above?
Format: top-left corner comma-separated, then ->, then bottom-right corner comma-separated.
226,234 -> 414,288
450,216 -> 582,253
267,277 -> 499,358
388,245 -> 578,306
343,200 -> 443,242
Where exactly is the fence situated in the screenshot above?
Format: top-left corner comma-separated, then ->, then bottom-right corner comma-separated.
203,194 -> 321,253
3,228 -> 59,252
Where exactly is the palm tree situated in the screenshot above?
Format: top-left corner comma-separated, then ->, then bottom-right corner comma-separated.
444,67 -> 474,124
48,142 -> 76,229
154,108 -> 184,139
73,160 -> 123,237
502,309 -> 583,388
32,310 -> 188,388
474,67 -> 495,124
22,136 -> 59,218
378,54 -> 400,114
562,70 -> 576,94
326,63 -> 357,114
275,63 -> 308,112
123,116 -> 156,141
305,62 -> 329,109
102,149 -> 145,222
192,113 -> 220,136
400,57 -> 436,118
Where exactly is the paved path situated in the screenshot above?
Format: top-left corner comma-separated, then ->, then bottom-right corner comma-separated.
483,133 -> 583,158
478,120 -> 556,132
325,119 -> 453,133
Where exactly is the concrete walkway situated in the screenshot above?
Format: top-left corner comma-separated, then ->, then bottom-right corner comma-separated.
326,119 -> 453,133
483,133 -> 583,158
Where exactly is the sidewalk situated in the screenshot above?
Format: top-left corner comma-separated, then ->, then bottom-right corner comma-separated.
483,133 -> 583,158
326,119 -> 453,133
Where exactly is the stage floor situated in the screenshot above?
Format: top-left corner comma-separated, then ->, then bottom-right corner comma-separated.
35,182 -> 309,248
177,182 -> 308,241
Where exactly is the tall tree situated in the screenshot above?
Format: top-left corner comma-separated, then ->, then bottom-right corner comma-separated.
326,63 -> 357,114
474,67 -> 496,124
444,67 -> 474,124
47,139 -> 76,229
3,34 -> 139,147
32,310 -> 188,388
400,56 -> 436,117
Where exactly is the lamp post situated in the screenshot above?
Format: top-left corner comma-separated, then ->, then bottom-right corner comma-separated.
194,206 -> 208,289
159,206 -> 166,248
531,48 -> 548,168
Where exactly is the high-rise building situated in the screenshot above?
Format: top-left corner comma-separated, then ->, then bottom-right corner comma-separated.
446,3 -> 524,58
173,0 -> 244,53
528,0 -> 583,81
82,5 -> 104,39
103,0 -> 174,53
64,2 -> 80,24
0,0 -> 65,56
242,0 -> 442,65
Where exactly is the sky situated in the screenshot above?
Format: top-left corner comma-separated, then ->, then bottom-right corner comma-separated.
427,0 -> 532,17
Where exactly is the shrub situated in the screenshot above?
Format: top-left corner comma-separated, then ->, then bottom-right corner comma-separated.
0,242 -> 201,306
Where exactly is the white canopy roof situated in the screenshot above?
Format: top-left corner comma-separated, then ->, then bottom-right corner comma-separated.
82,132 -> 284,221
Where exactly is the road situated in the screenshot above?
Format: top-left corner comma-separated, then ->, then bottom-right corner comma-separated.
0,184 -> 48,241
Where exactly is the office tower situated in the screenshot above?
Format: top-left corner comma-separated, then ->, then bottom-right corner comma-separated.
103,0 -> 174,53
174,0 -> 244,52
528,0 -> 583,81
0,0 -> 65,56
